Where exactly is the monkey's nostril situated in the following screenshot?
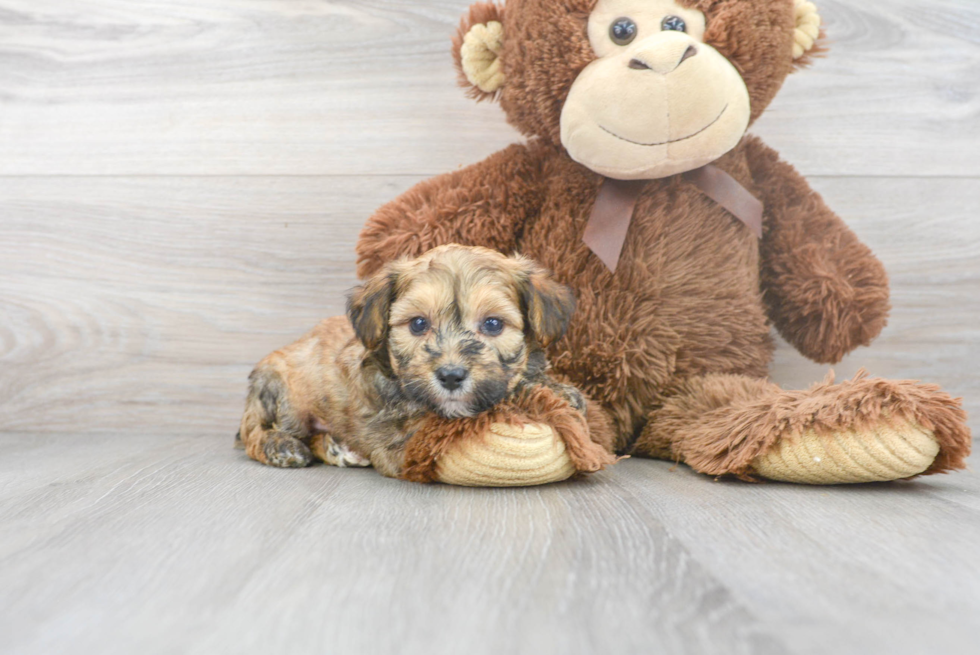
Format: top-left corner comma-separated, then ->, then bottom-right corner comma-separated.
628,58 -> 651,71
436,366 -> 468,391
679,45 -> 698,65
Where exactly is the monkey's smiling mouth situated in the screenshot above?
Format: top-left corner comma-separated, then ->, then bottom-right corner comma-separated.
599,104 -> 728,147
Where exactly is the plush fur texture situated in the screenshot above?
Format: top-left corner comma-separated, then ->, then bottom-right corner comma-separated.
402,385 -> 618,483
356,0 -> 971,481
634,370 -> 971,479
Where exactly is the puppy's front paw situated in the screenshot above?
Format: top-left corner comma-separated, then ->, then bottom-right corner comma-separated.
308,433 -> 372,468
538,381 -> 586,414
263,433 -> 313,468
324,437 -> 371,468
559,385 -> 587,413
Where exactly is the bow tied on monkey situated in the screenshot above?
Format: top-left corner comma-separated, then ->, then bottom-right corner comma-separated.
242,0 -> 971,486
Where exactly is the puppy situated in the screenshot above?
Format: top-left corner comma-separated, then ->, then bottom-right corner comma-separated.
236,244 -> 585,479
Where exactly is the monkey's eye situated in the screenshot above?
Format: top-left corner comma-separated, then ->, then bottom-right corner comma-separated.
661,16 -> 687,32
481,317 -> 504,336
409,317 -> 429,336
609,17 -> 638,46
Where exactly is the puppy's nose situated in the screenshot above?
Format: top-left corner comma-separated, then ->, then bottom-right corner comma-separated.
436,366 -> 468,391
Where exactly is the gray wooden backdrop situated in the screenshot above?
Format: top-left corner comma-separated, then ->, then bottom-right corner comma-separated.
0,0 -> 978,434
0,2 -> 978,655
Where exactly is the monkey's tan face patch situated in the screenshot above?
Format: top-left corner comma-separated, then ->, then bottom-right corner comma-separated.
560,0 -> 751,180
386,247 -> 532,419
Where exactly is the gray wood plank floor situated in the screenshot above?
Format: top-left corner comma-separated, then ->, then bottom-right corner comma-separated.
1,1 -> 978,654
1,434 -> 978,655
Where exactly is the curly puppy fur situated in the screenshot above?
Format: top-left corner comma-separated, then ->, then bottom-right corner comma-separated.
237,245 -> 608,479
356,0 -> 971,478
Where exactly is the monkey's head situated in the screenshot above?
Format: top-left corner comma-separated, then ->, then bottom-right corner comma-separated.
453,0 -> 824,179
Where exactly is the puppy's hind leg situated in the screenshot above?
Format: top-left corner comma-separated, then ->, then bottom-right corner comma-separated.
238,366 -> 313,468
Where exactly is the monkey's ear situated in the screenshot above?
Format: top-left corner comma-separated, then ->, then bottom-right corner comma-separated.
346,268 -> 397,352
792,0 -> 827,70
516,259 -> 576,348
452,3 -> 505,101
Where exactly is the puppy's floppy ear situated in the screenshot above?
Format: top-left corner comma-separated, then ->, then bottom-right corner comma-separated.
452,2 -> 505,101
346,267 -> 397,352
516,258 -> 576,348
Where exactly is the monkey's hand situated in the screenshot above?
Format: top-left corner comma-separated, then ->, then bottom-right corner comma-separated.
744,136 -> 890,364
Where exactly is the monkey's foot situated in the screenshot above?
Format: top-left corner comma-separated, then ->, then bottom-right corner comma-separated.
752,420 -> 940,484
744,373 -> 971,484
435,422 -> 577,487
638,371 -> 970,484
401,386 -> 619,487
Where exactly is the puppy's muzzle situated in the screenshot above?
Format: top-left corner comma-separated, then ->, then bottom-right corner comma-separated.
436,365 -> 468,391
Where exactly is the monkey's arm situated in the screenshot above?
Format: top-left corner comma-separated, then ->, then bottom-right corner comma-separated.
743,136 -> 890,364
355,143 -> 545,278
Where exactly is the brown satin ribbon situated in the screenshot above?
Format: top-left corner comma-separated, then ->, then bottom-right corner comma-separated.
584,164 -> 764,273
684,165 -> 764,239
582,178 -> 647,273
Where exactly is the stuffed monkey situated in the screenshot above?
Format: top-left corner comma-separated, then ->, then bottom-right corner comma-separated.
357,0 -> 971,485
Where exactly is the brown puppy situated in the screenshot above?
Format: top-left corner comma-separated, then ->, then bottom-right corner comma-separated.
236,244 -> 581,478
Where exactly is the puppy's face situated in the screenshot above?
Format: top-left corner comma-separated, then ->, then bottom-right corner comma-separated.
347,246 -> 575,418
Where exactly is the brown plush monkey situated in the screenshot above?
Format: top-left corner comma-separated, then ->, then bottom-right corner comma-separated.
356,0 -> 971,485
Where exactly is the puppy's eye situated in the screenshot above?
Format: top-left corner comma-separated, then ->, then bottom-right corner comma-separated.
661,15 -> 687,32
481,317 -> 504,336
408,317 -> 429,336
609,17 -> 638,46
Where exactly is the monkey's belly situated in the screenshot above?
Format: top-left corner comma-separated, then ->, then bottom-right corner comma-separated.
549,270 -> 773,418
523,148 -> 773,429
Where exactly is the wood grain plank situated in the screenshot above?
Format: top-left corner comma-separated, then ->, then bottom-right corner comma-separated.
0,433 -> 784,655
0,175 -> 408,434
915,461 -> 980,513
1,175 -> 977,437
753,0 -> 980,177
0,433 -> 976,655
609,456 -> 980,655
0,0 -> 977,177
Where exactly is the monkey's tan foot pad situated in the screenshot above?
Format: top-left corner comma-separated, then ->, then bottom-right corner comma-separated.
401,386 -> 620,487
751,420 -> 940,485
403,416 -> 619,487
434,423 -> 578,487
